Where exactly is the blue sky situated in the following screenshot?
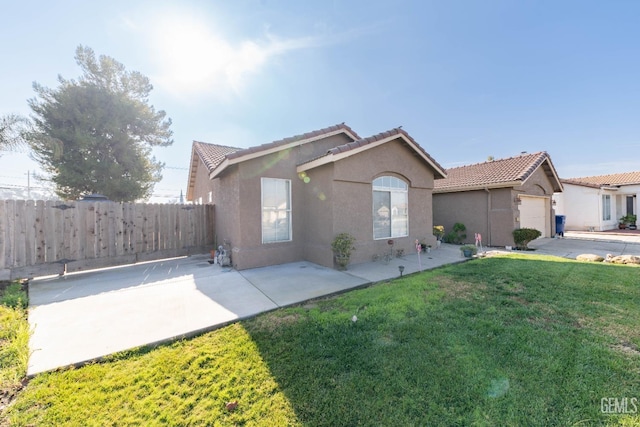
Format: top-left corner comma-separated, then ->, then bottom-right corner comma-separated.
1,0 -> 639,201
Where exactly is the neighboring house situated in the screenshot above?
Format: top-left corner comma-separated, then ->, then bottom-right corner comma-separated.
187,123 -> 447,270
553,172 -> 640,231
433,152 -> 563,247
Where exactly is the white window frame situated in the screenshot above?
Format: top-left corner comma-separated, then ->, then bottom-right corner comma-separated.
261,178 -> 292,243
373,176 -> 409,239
602,194 -> 611,221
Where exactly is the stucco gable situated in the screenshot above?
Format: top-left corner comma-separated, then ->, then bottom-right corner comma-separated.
186,141 -> 242,201
296,127 -> 447,179
209,123 -> 360,179
186,123 -> 360,200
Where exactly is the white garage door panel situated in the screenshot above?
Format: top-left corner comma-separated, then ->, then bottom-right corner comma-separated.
520,196 -> 548,237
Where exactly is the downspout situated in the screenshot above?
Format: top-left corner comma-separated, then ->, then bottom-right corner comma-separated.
484,187 -> 491,246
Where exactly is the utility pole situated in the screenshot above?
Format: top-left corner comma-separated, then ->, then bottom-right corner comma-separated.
27,170 -> 30,199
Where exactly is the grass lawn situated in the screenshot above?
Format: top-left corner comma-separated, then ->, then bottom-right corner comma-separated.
0,281 -> 30,414
3,254 -> 640,426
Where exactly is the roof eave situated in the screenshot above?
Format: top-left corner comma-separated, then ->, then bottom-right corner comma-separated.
520,156 -> 564,193
297,133 -> 448,178
186,144 -> 201,201
209,158 -> 231,179
434,180 -> 523,194
213,128 -> 358,178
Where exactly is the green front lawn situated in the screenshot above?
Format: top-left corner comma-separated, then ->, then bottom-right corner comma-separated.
0,281 -> 30,410
4,254 -> 640,426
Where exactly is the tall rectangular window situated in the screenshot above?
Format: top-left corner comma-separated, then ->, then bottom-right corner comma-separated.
373,176 -> 408,239
262,178 -> 291,243
602,194 -> 611,221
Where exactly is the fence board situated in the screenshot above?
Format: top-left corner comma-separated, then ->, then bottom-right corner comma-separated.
13,201 -> 26,268
75,203 -> 87,261
44,201 -> 57,264
0,201 -> 6,270
0,200 -> 214,279
24,200 -> 36,266
35,200 -> 45,264
96,202 -> 108,259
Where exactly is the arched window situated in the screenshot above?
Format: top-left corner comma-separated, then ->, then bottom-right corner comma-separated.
372,176 -> 408,239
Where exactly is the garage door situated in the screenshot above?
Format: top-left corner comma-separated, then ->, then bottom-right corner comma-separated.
519,196 -> 549,237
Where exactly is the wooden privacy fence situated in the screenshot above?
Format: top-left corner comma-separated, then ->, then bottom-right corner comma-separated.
0,200 -> 215,280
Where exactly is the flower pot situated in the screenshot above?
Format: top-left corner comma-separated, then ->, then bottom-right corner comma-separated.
335,255 -> 350,270
462,249 -> 473,258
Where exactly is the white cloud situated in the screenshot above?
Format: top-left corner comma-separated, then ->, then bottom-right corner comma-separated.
126,8 -> 324,100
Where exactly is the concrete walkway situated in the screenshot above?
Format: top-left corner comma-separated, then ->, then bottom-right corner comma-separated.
27,243 -> 464,376
28,232 -> 640,376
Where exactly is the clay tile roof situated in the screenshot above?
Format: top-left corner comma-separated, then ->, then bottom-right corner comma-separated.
323,127 -> 446,177
225,123 -> 360,161
192,141 -> 243,173
434,151 -> 557,192
561,171 -> 640,187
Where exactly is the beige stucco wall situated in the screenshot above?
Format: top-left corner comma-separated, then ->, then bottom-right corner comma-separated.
331,139 -> 437,266
301,163 -> 335,267
491,188 -> 519,246
216,135 -> 439,270
191,159 -> 215,204
227,133 -> 354,270
211,167 -> 241,256
433,165 -> 559,247
519,167 -> 555,196
432,190 -> 489,245
434,187 -> 520,247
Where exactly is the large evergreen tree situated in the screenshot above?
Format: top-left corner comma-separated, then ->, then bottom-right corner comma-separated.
0,113 -> 28,152
27,46 -> 173,201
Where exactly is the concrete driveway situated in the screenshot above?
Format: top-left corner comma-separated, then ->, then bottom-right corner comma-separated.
528,231 -> 640,259
27,244 -> 464,376
27,257 -> 371,376
28,233 -> 638,376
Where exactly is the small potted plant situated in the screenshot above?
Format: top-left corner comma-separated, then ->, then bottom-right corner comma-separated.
628,214 -> 638,230
619,215 -> 629,229
460,244 -> 477,258
331,232 -> 356,270
433,225 -> 445,241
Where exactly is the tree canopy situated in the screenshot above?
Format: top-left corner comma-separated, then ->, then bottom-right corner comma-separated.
27,45 -> 173,201
0,113 -> 28,152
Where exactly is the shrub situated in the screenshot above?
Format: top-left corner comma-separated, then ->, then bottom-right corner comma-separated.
331,232 -> 356,257
512,228 -> 541,249
444,222 -> 466,244
460,244 -> 478,257
331,233 -> 356,270
0,283 -> 27,310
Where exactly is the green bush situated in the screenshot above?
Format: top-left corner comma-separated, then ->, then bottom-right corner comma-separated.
0,281 -> 30,400
0,283 -> 28,310
444,222 -> 466,244
512,228 -> 541,249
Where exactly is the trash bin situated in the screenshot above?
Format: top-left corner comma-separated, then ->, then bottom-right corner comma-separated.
555,215 -> 566,237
